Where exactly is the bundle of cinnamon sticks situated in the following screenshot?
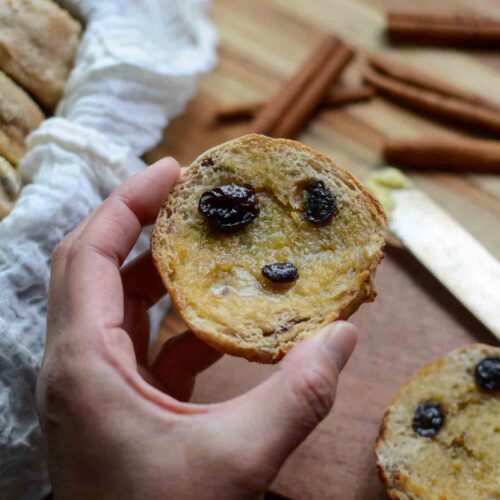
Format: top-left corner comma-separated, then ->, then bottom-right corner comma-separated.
213,27 -> 500,172
387,12 -> 500,48
215,34 -> 363,137
363,54 -> 500,137
360,53 -> 500,171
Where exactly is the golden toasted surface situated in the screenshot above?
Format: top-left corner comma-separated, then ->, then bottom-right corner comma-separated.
376,343 -> 500,500
0,70 -> 43,165
0,155 -> 21,219
0,0 -> 81,110
152,134 -> 387,362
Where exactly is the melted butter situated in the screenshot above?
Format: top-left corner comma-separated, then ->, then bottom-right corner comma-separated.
170,187 -> 380,334
366,167 -> 411,213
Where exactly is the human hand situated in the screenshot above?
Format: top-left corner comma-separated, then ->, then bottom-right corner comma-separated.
37,157 -> 358,500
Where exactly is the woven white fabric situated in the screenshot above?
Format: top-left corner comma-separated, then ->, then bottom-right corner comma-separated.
0,1 -> 217,498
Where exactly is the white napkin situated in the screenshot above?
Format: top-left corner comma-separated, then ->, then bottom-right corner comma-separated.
0,1 -> 217,498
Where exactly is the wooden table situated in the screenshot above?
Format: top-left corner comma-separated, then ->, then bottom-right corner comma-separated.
146,1 -> 500,498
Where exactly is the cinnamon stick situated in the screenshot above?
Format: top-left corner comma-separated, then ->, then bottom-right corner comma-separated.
363,69 -> 500,136
389,12 -> 500,27
249,34 -> 339,135
215,86 -> 374,123
216,101 -> 262,122
325,86 -> 375,106
387,12 -> 500,47
367,54 -> 500,113
384,137 -> 500,172
272,43 -> 354,138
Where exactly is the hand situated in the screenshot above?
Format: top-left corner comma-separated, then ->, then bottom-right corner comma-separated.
37,157 -> 358,500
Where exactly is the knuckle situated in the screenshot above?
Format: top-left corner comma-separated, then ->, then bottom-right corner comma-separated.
51,240 -> 71,266
100,327 -> 135,362
230,453 -> 262,480
292,369 -> 335,426
202,428 -> 273,492
109,188 -> 134,216
219,451 -> 271,493
112,188 -> 133,206
37,363 -> 74,425
36,342 -> 86,423
111,186 -> 146,224
66,237 -> 84,264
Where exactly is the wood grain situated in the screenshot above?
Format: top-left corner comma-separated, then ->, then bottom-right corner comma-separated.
146,0 -> 500,498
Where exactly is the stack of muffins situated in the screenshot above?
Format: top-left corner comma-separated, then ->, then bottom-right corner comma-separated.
0,0 -> 81,219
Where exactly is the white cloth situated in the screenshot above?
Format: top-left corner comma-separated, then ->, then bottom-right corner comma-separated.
0,1 -> 217,498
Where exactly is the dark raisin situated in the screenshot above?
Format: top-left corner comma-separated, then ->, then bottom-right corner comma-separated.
304,179 -> 337,224
198,184 -> 259,232
262,262 -> 299,283
412,401 -> 445,438
201,157 -> 214,167
474,356 -> 500,391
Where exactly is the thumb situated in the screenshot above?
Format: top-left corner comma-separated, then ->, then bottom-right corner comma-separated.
221,322 -> 357,468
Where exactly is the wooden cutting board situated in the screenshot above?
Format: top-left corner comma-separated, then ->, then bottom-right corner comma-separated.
146,0 -> 500,498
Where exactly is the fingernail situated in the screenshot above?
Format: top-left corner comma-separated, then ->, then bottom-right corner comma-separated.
323,322 -> 358,371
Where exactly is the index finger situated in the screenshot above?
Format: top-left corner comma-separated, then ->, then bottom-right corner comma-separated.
65,158 -> 180,329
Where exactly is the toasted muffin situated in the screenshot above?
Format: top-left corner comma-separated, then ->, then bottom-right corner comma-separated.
0,155 -> 21,219
152,134 -> 387,363
0,0 -> 81,110
0,70 -> 44,165
376,343 -> 500,500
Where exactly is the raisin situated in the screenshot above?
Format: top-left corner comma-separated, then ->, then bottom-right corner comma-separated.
201,157 -> 214,167
304,179 -> 337,224
412,401 -> 444,438
474,356 -> 500,391
262,262 -> 299,283
198,184 -> 259,232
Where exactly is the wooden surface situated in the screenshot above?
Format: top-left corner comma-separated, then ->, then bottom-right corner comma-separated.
146,0 -> 500,498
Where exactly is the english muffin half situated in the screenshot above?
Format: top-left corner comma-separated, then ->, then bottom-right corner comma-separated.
0,155 -> 21,219
0,0 -> 81,110
152,134 -> 387,363
376,343 -> 500,499
0,70 -> 43,165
